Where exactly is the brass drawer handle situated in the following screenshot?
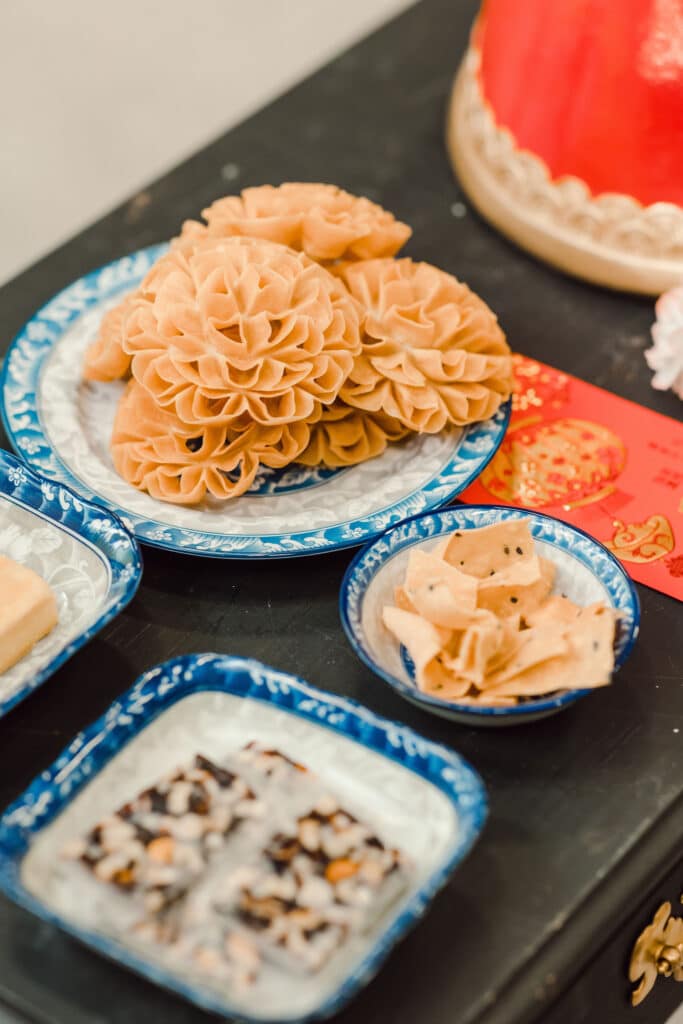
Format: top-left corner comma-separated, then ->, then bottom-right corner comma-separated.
630,901 -> 683,1006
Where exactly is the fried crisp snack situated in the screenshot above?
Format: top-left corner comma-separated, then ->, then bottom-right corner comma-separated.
476,556 -> 556,618
82,187 -> 515,508
482,622 -> 570,687
83,294 -> 142,382
115,237 -> 361,428
524,595 -> 582,627
296,401 -> 410,468
401,548 -> 484,629
442,520 -> 535,576
111,381 -> 310,505
382,606 -> 458,694
447,618 -> 506,687
485,605 -> 616,697
181,183 -> 412,263
339,259 -> 512,433
382,521 -> 619,705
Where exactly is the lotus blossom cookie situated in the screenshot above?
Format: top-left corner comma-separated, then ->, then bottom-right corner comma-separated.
339,259 -> 512,433
297,401 -> 410,468
179,183 -> 412,263
111,381 -> 310,505
113,237 -> 361,427
645,284 -> 683,400
83,294 -> 142,382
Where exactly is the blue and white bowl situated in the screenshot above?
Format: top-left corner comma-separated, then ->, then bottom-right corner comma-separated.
0,654 -> 486,1022
340,505 -> 640,727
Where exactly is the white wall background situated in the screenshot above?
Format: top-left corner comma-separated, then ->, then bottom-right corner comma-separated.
0,0 -> 412,286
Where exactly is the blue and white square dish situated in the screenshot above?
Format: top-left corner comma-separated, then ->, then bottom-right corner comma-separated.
0,448 -> 142,718
0,245 -> 510,558
340,505 -> 641,727
0,654 -> 487,1022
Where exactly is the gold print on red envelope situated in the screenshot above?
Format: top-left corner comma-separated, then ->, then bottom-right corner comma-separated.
606,515 -> 675,564
481,418 -> 626,509
462,355 -> 683,601
512,358 -> 570,415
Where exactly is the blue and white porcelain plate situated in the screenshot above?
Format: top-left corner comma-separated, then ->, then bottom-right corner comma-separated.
0,245 -> 510,558
0,448 -> 142,718
0,654 -> 487,1022
340,505 -> 640,727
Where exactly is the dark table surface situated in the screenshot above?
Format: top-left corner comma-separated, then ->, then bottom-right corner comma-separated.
1,2 -> 683,1023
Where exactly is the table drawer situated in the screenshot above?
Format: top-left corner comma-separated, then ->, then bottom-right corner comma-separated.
544,857 -> 683,1024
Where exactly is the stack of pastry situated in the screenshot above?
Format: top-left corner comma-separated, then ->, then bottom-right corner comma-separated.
84,183 -> 512,506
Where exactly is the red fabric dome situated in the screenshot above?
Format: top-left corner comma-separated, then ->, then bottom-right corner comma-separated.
477,0 -> 683,206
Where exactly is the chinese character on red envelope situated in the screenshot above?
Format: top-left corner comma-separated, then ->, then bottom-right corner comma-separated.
460,355 -> 683,601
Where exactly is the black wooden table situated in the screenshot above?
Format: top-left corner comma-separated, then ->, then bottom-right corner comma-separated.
1,2 -> 682,1022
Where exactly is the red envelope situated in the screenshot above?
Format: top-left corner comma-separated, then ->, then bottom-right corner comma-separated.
461,355 -> 683,601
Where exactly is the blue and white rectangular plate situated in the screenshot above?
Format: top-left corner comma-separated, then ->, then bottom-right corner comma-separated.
0,654 -> 487,1022
0,448 -> 142,717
